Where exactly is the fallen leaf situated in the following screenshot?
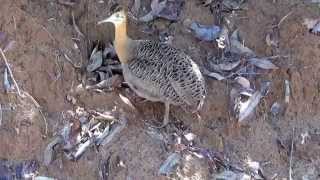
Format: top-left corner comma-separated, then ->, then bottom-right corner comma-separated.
190,22 -> 221,41
230,29 -> 255,56
235,76 -> 250,89
119,93 -> 136,110
211,60 -> 240,71
158,153 -> 181,176
203,69 -> 226,80
248,57 -> 278,70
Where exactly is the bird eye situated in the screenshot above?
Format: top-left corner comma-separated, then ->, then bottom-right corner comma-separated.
115,14 -> 120,18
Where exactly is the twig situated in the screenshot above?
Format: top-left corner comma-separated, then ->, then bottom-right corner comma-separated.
0,48 -> 22,96
0,48 -> 48,136
72,11 -> 85,38
289,127 -> 295,180
12,16 -> 17,31
63,53 -> 81,68
22,91 -> 48,137
272,11 -> 293,28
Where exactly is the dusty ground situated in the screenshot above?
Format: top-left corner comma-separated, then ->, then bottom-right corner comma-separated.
0,0 -> 319,179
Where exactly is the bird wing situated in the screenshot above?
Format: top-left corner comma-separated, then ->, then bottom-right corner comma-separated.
168,53 -> 206,108
128,40 -> 205,107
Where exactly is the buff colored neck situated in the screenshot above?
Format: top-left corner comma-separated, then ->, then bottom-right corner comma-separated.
113,19 -> 133,64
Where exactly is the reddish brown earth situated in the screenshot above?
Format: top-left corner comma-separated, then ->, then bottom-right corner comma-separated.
0,0 -> 319,179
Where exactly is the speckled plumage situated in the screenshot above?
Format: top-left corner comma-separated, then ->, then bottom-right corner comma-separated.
123,40 -> 206,110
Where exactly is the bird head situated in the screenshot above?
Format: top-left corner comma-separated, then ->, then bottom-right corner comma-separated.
98,10 -> 127,27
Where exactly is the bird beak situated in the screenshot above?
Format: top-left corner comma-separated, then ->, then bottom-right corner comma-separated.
98,16 -> 115,25
98,17 -> 111,25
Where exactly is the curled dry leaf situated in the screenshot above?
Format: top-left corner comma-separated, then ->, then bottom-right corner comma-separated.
99,118 -> 127,146
237,82 -> 270,121
119,93 -> 136,110
248,57 -> 278,70
158,153 -> 181,176
189,22 -> 221,41
237,91 -> 261,122
211,60 -> 240,71
202,69 -> 226,80
235,76 -> 250,89
156,0 -> 184,21
139,0 -> 184,22
230,29 -> 255,56
87,50 -> 103,72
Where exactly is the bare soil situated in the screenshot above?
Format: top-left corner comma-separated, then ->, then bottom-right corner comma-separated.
0,0 -> 319,179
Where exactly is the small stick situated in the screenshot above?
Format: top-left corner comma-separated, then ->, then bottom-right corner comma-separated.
63,53 -> 81,68
278,11 -> 293,27
0,48 -> 48,136
72,11 -> 85,38
22,91 -> 48,136
0,48 -> 22,96
289,127 -> 295,180
12,16 -> 17,31
272,11 -> 293,28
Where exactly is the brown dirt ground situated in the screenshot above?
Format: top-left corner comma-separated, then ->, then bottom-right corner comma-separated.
0,0 -> 319,179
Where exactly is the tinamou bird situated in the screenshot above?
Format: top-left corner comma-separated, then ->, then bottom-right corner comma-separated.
98,10 -> 206,127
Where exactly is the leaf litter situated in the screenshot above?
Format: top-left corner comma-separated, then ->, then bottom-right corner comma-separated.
137,0 -> 184,22
44,107 -> 127,164
303,18 -> 320,36
0,159 -> 53,179
189,21 -> 221,41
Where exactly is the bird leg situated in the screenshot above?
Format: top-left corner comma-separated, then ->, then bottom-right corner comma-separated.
149,102 -> 170,129
162,102 -> 170,127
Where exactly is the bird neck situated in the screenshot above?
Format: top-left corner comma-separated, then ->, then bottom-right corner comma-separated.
113,20 -> 133,64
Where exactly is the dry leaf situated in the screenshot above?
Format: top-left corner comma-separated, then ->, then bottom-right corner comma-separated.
158,153 -> 181,176
119,93 -> 136,110
248,57 -> 278,70
189,22 -> 221,41
212,60 -> 240,71
235,76 -> 250,89
230,29 -> 255,56
203,69 -> 225,80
